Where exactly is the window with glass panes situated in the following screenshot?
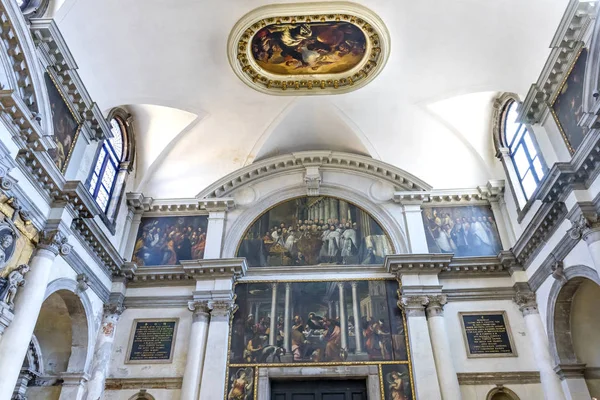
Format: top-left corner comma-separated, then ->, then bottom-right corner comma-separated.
88,118 -> 124,212
503,101 -> 545,200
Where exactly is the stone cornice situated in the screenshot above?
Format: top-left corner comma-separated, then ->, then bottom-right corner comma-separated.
196,151 -> 431,199
394,180 -> 505,206
457,371 -> 540,385
519,0 -> 596,124
62,249 -> 110,302
443,287 -> 516,302
29,19 -> 112,142
386,254 -> 509,277
180,257 -> 248,280
123,295 -> 191,309
125,192 -> 234,214
126,265 -> 193,286
70,217 -> 124,275
105,377 -> 182,390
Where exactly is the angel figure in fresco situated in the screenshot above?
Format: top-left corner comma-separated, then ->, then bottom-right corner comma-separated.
386,370 -> 409,400
228,368 -> 253,400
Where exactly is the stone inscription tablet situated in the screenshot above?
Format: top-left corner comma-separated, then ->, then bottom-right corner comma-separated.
126,319 -> 178,363
460,312 -> 516,358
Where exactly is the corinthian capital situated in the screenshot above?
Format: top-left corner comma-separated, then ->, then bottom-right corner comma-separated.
397,293 -> 429,317
514,290 -> 538,316
568,213 -> 599,241
38,229 -> 71,256
208,300 -> 237,318
425,294 -> 448,318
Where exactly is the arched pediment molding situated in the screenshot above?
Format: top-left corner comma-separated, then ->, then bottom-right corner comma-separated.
486,386 -> 520,400
491,92 -> 520,156
221,184 -> 409,260
44,278 -> 96,374
197,151 -> 431,199
546,265 -> 600,365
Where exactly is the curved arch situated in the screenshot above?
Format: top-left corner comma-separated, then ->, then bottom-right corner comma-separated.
197,151 -> 431,199
44,278 -> 96,373
491,92 -> 520,155
128,390 -> 155,400
107,107 -> 136,171
546,265 -> 600,364
222,184 -> 409,259
486,386 -> 520,400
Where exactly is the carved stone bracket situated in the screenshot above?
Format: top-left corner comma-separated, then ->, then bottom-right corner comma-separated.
103,299 -> 125,318
76,273 -> 89,293
304,166 -> 321,196
514,288 -> 538,316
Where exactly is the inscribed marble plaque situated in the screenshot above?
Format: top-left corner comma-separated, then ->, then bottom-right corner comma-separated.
126,319 -> 178,363
460,312 -> 516,358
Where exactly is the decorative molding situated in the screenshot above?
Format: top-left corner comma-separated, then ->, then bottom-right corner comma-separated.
196,151 -> 431,199
104,377 -> 183,390
180,257 -> 248,280
554,363 -> 587,380
62,250 -> 110,302
127,265 -> 193,286
70,217 -> 124,275
514,286 -> 538,316
29,19 -> 112,142
124,295 -> 192,309
425,294 -> 447,317
227,2 -> 390,95
386,254 -> 509,277
303,166 -> 321,196
457,371 -> 540,385
125,192 -> 233,215
519,0 -> 597,124
443,287 -> 516,302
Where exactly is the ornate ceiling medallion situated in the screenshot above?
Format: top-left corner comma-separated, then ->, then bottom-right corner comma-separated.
228,2 -> 390,95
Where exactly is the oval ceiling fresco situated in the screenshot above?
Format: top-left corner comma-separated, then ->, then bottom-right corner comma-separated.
228,2 -> 391,95
236,196 -> 394,268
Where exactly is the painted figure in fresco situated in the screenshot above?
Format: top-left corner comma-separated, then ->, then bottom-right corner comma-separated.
386,370 -> 409,400
321,317 -> 343,362
228,368 -> 253,400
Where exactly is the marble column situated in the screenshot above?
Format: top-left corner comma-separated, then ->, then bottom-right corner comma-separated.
199,301 -> 236,400
0,230 -> 71,400
425,295 -> 461,400
399,295 -> 442,400
337,283 -> 348,351
515,291 -> 566,400
86,301 -> 125,400
395,198 -> 429,253
181,301 -> 210,400
582,227 -> 600,272
350,282 -> 363,353
283,283 -> 292,353
204,210 -> 226,259
269,283 -> 278,346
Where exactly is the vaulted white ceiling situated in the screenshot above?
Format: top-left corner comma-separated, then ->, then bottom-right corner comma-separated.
50,0 -> 569,198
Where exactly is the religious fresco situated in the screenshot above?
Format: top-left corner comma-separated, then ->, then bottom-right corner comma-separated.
226,367 -> 254,400
251,22 -> 366,75
381,364 -> 413,400
44,72 -> 80,173
422,206 -> 502,257
229,280 -> 408,365
132,215 -> 208,266
236,196 -> 393,267
552,48 -> 588,154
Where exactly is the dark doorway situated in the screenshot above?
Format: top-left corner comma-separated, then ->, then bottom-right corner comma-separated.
271,379 -> 368,400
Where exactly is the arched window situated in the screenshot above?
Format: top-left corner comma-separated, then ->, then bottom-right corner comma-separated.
499,99 -> 546,203
88,118 -> 126,212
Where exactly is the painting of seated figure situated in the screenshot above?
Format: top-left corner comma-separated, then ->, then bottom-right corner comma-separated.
236,196 -> 393,267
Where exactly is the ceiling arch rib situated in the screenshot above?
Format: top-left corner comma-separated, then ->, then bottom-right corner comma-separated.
196,150 -> 431,199
250,98 -> 379,163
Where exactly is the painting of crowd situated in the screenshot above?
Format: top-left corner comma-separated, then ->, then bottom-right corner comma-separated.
237,196 -> 393,267
552,48 -> 588,154
422,206 -> 502,257
132,216 -> 208,266
229,280 -> 407,365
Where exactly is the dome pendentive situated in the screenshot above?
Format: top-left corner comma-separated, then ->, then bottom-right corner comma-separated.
228,2 -> 391,95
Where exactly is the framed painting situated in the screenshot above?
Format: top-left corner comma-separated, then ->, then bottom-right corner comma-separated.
236,196 -> 393,267
381,364 -> 414,400
44,72 -> 80,173
228,279 -> 408,365
551,48 -> 588,154
421,205 -> 502,257
132,215 -> 208,266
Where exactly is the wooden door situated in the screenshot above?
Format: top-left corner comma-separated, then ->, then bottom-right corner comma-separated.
271,379 -> 368,400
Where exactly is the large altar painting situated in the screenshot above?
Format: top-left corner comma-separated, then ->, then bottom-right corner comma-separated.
251,22 -> 367,75
229,280 -> 408,365
552,48 -> 588,154
422,205 -> 502,257
44,72 -> 80,173
236,196 -> 393,267
132,215 -> 208,266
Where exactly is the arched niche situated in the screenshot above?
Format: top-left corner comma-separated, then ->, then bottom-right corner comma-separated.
486,386 -> 520,400
128,389 -> 155,400
233,193 -> 398,268
546,265 -> 600,397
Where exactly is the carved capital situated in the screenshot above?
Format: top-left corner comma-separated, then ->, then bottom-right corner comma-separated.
103,300 -> 125,317
208,300 -> 237,318
188,300 -> 210,315
398,293 -> 429,317
514,290 -> 538,316
568,214 -> 599,241
425,294 -> 447,318
38,229 -> 71,256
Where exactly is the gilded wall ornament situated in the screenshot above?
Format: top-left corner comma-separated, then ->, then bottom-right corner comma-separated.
228,2 -> 390,95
